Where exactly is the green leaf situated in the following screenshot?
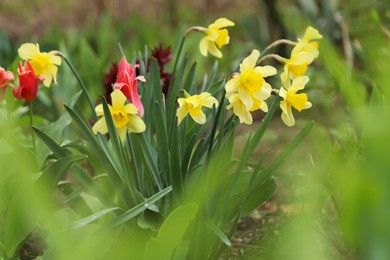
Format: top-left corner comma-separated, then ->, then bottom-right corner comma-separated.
239,178 -> 276,217
36,154 -> 87,194
198,217 -> 231,247
257,121 -> 314,185
106,186 -> 172,229
4,155 -> 86,256
144,202 -> 199,260
101,99 -> 137,203
153,102 -> 170,185
35,112 -> 72,165
137,209 -> 164,231
72,207 -> 121,229
64,105 -> 124,195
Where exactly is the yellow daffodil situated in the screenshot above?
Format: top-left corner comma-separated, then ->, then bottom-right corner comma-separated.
225,49 -> 276,115
279,75 -> 312,127
226,93 -> 253,125
18,43 -> 62,87
198,18 -> 235,58
284,26 -> 322,79
92,89 -> 146,139
177,91 -> 218,125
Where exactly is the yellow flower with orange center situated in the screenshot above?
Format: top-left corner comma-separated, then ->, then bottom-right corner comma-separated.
92,89 -> 146,139
198,18 -> 235,58
284,26 -> 322,79
177,91 -> 218,125
279,75 -> 312,127
225,49 -> 276,121
18,43 -> 62,87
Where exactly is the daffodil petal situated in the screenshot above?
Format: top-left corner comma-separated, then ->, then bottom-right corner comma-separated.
95,104 -> 104,116
279,87 -> 287,99
50,53 -> 62,65
127,115 -> 146,133
92,117 -> 108,134
259,101 -> 268,113
207,42 -> 223,58
191,113 -> 206,124
177,105 -> 188,125
118,127 -> 127,140
209,18 -> 235,30
18,43 -> 39,60
256,82 -> 271,100
239,89 -> 253,111
305,101 -> 312,109
241,49 -> 260,71
123,103 -> 138,115
280,101 -> 295,127
225,76 -> 239,93
302,26 -> 323,41
254,65 -> 277,77
199,38 -> 209,57
42,71 -> 53,87
111,89 -> 127,109
290,76 -> 309,91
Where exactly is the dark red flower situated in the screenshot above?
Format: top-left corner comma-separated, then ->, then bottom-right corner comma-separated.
102,62 -> 118,104
152,44 -> 172,69
13,61 -> 44,101
151,44 -> 172,97
114,56 -> 145,116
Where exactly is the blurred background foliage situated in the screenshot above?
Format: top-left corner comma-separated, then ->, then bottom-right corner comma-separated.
1,0 -> 390,259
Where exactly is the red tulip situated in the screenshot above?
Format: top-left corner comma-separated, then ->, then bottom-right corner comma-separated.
13,61 -> 44,101
114,57 -> 145,116
0,66 -> 14,101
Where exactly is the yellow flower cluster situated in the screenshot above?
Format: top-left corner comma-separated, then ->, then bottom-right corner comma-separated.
279,26 -> 322,126
225,49 -> 276,125
179,22 -> 322,127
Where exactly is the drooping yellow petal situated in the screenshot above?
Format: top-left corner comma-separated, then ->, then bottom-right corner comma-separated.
225,76 -> 240,94
280,100 -> 295,127
238,89 -> 253,111
254,65 -> 277,77
92,117 -> 109,134
302,26 -> 323,42
191,113 -> 207,124
177,102 -> 189,125
227,93 -> 252,125
126,114 -> 146,133
18,43 -> 39,60
255,82 -> 272,100
50,53 -> 62,65
198,92 -> 218,108
209,18 -> 235,30
207,42 -> 223,58
123,103 -> 138,115
290,76 -> 309,92
199,37 -> 210,57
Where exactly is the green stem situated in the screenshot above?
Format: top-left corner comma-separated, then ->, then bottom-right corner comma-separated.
60,54 -> 96,119
29,101 -> 36,155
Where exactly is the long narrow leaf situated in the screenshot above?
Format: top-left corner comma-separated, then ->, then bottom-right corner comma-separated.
106,186 -> 172,229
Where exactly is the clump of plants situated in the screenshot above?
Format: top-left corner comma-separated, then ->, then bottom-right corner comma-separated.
0,18 -> 321,259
